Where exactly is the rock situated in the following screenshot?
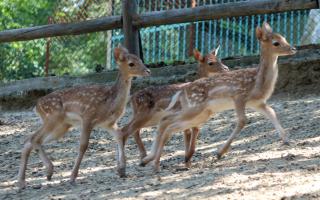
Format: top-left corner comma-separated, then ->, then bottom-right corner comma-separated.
282,153 -> 296,161
32,184 -> 42,189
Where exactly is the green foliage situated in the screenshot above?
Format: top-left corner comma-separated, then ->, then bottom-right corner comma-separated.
0,1 -> 312,82
49,33 -> 107,76
0,0 -> 110,81
0,0 -> 56,81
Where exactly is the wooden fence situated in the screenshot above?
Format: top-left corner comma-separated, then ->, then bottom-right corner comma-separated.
0,0 -> 319,57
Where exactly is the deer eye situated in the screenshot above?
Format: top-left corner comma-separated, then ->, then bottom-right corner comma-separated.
208,62 -> 214,66
129,63 -> 135,67
273,41 -> 280,47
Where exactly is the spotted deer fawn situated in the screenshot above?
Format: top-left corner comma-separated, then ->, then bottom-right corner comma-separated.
121,47 -> 229,167
18,46 -> 150,189
141,22 -> 297,172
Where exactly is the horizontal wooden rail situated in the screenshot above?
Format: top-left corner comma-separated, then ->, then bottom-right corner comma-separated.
0,0 -> 318,43
134,0 -> 318,28
0,16 -> 121,42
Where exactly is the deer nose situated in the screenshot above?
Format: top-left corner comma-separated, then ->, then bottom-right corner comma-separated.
145,68 -> 151,75
290,46 -> 297,54
222,64 -> 229,71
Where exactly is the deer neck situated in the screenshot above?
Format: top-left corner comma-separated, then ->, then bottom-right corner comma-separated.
111,71 -> 132,110
197,65 -> 207,78
252,48 -> 279,99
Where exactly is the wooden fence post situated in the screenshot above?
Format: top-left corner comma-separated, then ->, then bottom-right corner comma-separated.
122,0 -> 140,57
45,16 -> 53,77
188,0 -> 197,57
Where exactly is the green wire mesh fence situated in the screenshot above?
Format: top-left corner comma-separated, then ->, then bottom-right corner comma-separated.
110,0 -> 314,66
0,0 -> 319,81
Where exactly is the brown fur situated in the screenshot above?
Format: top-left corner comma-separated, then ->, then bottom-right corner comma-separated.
141,22 -> 297,172
17,46 -> 150,189
121,48 -> 229,166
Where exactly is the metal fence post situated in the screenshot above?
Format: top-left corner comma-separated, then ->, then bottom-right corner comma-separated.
122,0 -> 141,58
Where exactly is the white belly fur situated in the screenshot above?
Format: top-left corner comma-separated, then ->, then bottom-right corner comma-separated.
65,112 -> 82,126
207,98 -> 235,113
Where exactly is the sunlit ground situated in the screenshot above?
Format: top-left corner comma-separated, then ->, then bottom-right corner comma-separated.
0,94 -> 319,200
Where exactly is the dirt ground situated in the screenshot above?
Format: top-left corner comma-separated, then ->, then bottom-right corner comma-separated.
0,93 -> 319,200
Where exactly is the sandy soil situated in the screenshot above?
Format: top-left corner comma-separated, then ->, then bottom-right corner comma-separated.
0,94 -> 319,200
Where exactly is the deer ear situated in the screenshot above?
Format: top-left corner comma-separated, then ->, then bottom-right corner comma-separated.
256,27 -> 263,41
262,21 -> 273,34
211,45 -> 220,56
193,49 -> 204,62
114,46 -> 128,62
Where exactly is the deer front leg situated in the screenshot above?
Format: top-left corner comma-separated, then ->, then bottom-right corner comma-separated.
116,135 -> 126,177
217,100 -> 246,159
105,127 -> 127,177
70,123 -> 92,183
183,129 -> 192,162
251,103 -> 289,145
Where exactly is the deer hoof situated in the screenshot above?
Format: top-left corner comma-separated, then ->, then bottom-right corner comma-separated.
152,162 -> 161,173
140,154 -> 147,161
17,181 -> 26,191
47,175 -> 52,181
70,181 -> 76,186
69,178 -> 77,186
184,160 -> 191,168
117,167 -> 126,178
47,172 -> 53,181
216,151 -> 223,160
282,141 -> 290,146
139,161 -> 146,167
153,166 -> 160,174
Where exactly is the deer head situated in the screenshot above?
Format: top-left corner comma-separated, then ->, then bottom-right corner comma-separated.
114,46 -> 151,77
256,22 -> 297,56
193,46 -> 229,77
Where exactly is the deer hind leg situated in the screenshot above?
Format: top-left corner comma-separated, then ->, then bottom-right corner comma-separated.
151,107 -> 212,172
184,127 -> 200,168
217,100 -> 246,159
121,114 -> 149,161
35,144 -> 54,181
251,103 -> 289,145
139,130 -> 161,167
37,123 -> 71,181
70,123 -> 92,183
18,114 -> 64,190
152,129 -> 173,173
140,113 -> 179,167
18,136 -> 34,190
133,130 -> 147,160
